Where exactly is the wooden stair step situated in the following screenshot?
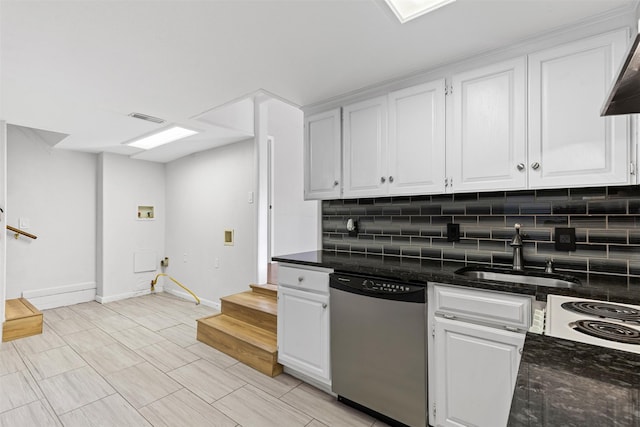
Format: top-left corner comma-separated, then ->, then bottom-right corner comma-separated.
197,314 -> 282,377
250,283 -> 278,298
3,298 -> 43,342
221,291 -> 277,333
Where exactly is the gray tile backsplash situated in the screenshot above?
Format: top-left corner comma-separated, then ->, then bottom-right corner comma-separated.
322,186 -> 640,280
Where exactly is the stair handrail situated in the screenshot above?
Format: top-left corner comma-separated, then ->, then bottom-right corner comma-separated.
6,225 -> 38,240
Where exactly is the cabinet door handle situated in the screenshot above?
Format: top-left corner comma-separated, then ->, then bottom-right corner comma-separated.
322,303 -> 327,309
388,176 -> 394,183
380,176 -> 386,183
516,163 -> 525,171
297,276 -> 304,282
333,180 -> 339,187
519,348 -> 523,355
531,162 -> 540,170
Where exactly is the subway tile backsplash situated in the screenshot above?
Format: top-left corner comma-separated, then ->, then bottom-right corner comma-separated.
322,186 -> 640,280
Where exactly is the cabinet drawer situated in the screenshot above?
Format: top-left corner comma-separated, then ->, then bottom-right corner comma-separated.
278,265 -> 331,294
432,284 -> 532,329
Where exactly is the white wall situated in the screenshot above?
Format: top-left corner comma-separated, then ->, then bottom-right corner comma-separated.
266,99 -> 320,256
255,100 -> 269,284
1,99 -> 314,313
97,152 -> 165,303
164,139 -> 256,308
6,125 -> 97,308
0,122 -> 6,334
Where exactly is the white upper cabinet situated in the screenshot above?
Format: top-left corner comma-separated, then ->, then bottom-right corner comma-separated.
528,28 -> 630,188
342,81 -> 446,199
388,80 -> 446,195
342,96 -> 388,198
304,108 -> 342,200
447,57 -> 527,193
304,27 -> 633,199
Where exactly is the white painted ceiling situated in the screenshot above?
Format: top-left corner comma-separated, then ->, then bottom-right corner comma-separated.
0,0 -> 636,162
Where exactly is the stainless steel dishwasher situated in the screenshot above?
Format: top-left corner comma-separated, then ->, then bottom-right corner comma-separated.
330,272 -> 426,427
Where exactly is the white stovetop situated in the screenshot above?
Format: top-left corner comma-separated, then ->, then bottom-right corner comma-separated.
546,294 -> 640,354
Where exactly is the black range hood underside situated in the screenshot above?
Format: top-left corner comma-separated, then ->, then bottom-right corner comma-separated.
602,33 -> 640,116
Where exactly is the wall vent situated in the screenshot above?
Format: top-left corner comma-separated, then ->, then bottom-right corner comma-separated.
128,112 -> 165,124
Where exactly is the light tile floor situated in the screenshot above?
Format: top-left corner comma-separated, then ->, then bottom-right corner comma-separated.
0,293 -> 387,426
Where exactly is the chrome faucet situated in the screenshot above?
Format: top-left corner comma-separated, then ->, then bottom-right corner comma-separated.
510,223 -> 524,271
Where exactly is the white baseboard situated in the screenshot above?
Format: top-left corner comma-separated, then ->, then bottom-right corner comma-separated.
163,288 -> 220,310
21,282 -> 97,310
96,286 -> 160,304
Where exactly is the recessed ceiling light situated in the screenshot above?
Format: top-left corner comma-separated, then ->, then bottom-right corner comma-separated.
127,126 -> 198,150
384,0 -> 456,23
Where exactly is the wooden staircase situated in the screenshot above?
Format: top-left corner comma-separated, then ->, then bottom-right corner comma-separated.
197,284 -> 282,377
3,298 -> 43,342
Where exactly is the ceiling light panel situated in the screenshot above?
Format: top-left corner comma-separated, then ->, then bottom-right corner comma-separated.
127,126 -> 198,150
385,0 -> 456,23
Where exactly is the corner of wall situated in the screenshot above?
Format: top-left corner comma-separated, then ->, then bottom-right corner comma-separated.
0,121 -> 7,334
96,153 -> 105,300
98,153 -> 166,302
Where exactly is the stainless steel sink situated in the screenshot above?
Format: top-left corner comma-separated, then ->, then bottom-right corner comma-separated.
455,266 -> 581,288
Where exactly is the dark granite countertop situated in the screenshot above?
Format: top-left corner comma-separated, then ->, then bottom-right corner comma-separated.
274,250 -> 640,425
272,250 -> 640,304
509,333 -> 640,426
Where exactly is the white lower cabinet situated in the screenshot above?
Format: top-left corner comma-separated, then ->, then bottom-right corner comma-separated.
277,265 -> 331,389
432,317 -> 523,427
428,283 -> 530,427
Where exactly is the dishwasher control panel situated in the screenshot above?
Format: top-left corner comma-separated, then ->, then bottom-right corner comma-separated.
362,279 -> 420,293
330,273 -> 425,302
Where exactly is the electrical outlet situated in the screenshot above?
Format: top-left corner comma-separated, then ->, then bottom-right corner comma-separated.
215,258 -> 220,268
555,227 -> 576,251
19,217 -> 30,229
447,223 -> 460,242
183,253 -> 187,263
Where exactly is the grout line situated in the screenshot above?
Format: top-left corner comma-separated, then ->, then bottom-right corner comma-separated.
3,293 -> 365,426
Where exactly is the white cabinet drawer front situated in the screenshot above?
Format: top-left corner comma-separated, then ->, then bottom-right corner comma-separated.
432,284 -> 532,329
278,265 -> 331,293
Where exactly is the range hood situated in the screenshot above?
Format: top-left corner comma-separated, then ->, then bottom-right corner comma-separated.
601,33 -> 640,116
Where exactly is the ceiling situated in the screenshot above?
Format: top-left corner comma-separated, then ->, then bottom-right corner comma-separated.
1,0 -> 637,162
